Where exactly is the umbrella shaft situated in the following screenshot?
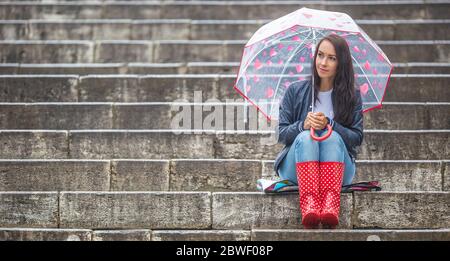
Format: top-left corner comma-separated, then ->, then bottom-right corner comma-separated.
311,30 -> 316,113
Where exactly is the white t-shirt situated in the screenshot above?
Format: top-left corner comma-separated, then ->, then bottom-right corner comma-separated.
313,89 -> 334,120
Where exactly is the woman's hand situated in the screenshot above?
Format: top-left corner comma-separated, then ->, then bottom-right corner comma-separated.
304,112 -> 328,130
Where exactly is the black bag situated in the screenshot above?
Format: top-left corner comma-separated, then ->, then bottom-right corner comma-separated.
341,181 -> 382,193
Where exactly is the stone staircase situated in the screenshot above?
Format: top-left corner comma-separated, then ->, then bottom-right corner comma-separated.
0,0 -> 449,241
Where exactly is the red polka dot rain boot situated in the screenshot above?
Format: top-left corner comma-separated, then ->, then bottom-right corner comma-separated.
319,162 -> 344,229
296,161 -> 321,229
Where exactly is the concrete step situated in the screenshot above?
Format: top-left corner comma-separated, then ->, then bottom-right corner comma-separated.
0,228 -> 93,241
0,63 -> 131,75
0,101 -> 448,130
2,62 -> 450,75
0,102 -> 448,130
251,229 -> 450,241
1,19 -> 448,41
0,130 -> 448,160
0,75 -> 448,103
151,229 -> 251,241
0,191 -> 211,229
0,159 -> 447,192
0,228 -> 248,241
264,160 -> 450,192
0,191 -> 448,229
91,229 -> 152,241
1,228 -> 449,241
213,191 -> 450,229
181,62 -> 450,75
1,40 -> 449,63
0,1 -> 448,20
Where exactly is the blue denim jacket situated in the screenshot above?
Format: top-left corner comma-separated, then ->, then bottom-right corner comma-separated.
273,79 -> 364,176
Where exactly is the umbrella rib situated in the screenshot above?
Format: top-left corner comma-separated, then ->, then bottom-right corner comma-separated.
274,28 -> 311,43
351,55 -> 380,105
314,29 -> 329,40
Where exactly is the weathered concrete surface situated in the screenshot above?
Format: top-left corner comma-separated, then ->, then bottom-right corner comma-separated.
150,41 -> 450,63
0,160 -> 110,191
78,75 -> 140,102
354,192 -> 450,229
252,229 -> 450,241
0,3 -> 102,20
138,75 -> 220,103
359,22 -> 450,41
18,63 -> 123,75
391,64 -> 450,74
5,63 -> 447,75
215,132 -> 282,160
113,104 -> 173,129
4,103 -> 446,130
3,21 -> 447,41
127,63 -> 181,74
2,131 -> 448,160
2,3 -> 448,20
0,131 -> 68,159
0,22 -> 28,41
0,104 -> 113,129
363,103 -> 450,130
152,230 -> 251,241
444,161 -> 450,191
0,159 -> 443,192
96,41 -> 153,63
0,228 -> 92,241
69,131 -> 215,159
212,192 -> 352,229
153,41 -> 225,62
79,75 -> 220,103
112,103 -> 449,130
60,192 -> 211,229
170,159 -> 261,191
353,161 -> 443,192
379,42 -> 450,63
219,75 -> 450,103
131,21 -> 190,41
92,229 -> 151,241
113,103 -> 257,130
385,76 -> 450,102
29,22 -> 132,41
28,22 -> 94,41
0,192 -> 58,228
110,160 -> 170,191
1,75 -> 447,103
0,63 -> 18,74
0,76 -> 78,102
261,161 -> 276,178
0,41 -> 448,63
0,41 -> 94,63
360,131 -> 449,161
216,131 -> 450,160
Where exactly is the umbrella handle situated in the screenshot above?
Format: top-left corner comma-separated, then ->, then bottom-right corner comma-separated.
310,124 -> 333,142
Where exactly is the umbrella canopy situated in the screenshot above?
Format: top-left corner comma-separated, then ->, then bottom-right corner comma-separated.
233,7 -> 394,121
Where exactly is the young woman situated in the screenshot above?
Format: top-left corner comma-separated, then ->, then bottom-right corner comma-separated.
274,34 -> 364,229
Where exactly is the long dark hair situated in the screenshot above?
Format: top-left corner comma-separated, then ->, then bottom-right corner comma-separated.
313,34 -> 356,127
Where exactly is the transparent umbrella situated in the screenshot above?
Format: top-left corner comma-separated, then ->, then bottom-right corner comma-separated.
233,7 -> 393,140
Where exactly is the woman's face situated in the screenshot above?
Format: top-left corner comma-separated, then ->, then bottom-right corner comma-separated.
315,40 -> 338,81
